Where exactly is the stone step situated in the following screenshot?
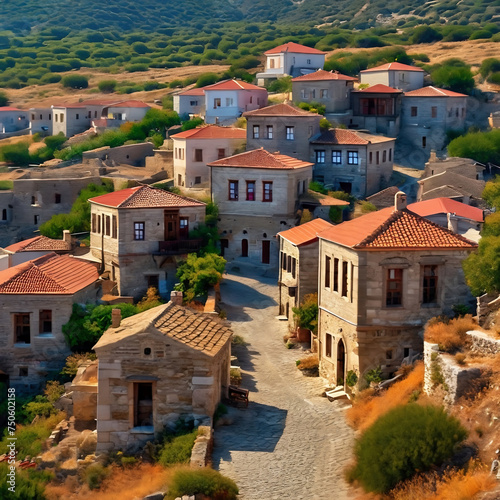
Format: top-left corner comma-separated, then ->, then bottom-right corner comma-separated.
325,388 -> 350,402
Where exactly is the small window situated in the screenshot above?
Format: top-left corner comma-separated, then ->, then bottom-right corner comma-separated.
54,193 -> 61,204
105,215 -> 111,236
253,125 -> 260,139
179,217 -> 189,238
246,181 -> 255,201
291,258 -> 296,278
112,215 -> 117,238
190,100 -> 198,106
195,176 -> 201,184
19,367 -> 28,377
383,150 -> 386,162
347,151 -> 359,165
60,113 -> 64,123
320,89 -> 328,98
326,334 -> 333,358
134,382 -> 153,427
422,136 -> 427,148
228,180 -> 238,201
214,98 -> 221,109
369,151 -> 373,164
144,347 -> 152,356
286,126 -> 294,140
325,256 -> 331,288
281,252 -> 287,270
76,113 -> 79,120
411,107 -> 417,117
217,148 -> 225,159
134,222 -> 145,240
341,261 -> 348,298
386,268 -> 403,307
14,313 -> 30,344
226,97 -> 233,106
146,275 -> 159,290
39,310 -> 52,334
267,125 -> 273,139
194,149 -> 203,162
431,106 -> 437,118
34,215 -> 40,225
332,151 -> 342,164
263,181 -> 273,202
307,59 -> 311,65
422,265 -> 438,304
376,151 -> 380,165
333,258 -> 339,292
386,349 -> 393,360
315,150 -> 325,163
389,148 -> 392,161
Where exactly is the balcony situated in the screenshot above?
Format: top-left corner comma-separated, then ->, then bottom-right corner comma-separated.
156,239 -> 203,255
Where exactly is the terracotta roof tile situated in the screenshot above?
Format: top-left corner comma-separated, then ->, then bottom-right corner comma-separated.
358,84 -> 403,94
171,125 -> 246,140
207,148 -> 313,170
279,218 -> 333,246
361,62 -> 425,73
178,88 -> 206,96
404,86 -> 467,97
311,128 -> 369,145
105,100 -> 150,108
0,253 -> 98,294
408,198 -> 484,222
292,69 -> 357,82
264,42 -> 326,55
89,185 -> 206,208
5,236 -> 70,253
243,102 -> 320,117
204,79 -> 265,91
0,107 -> 25,112
319,207 -> 477,250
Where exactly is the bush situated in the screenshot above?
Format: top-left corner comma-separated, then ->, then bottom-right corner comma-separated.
268,76 -> 292,93
424,314 -> 476,352
166,467 -> 238,500
40,72 -> 62,84
98,79 -> 117,92
195,72 -> 220,88
158,428 -> 199,466
430,64 -> 474,94
292,293 -> 318,333
44,132 -> 66,150
364,366 -> 382,385
411,26 -> 443,44
81,463 -> 110,490
0,90 -> 8,106
309,180 -> 327,194
350,405 -> 467,493
360,201 -> 377,213
0,180 -> 13,190
0,463 -> 52,499
61,74 -> 89,89
0,142 -> 30,165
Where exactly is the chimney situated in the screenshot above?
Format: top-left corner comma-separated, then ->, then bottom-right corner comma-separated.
394,191 -> 407,211
447,213 -> 458,233
111,308 -> 121,328
429,150 -> 437,162
62,230 -> 72,247
170,291 -> 183,306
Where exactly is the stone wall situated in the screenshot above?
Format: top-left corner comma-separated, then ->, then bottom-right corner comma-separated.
466,330 -> 500,355
82,143 -> 154,167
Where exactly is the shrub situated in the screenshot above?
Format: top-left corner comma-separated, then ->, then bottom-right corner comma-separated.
267,76 -> 292,93
411,26 -> 443,44
300,208 -> 312,224
125,63 -> 148,72
98,79 -> 117,92
0,90 -> 8,106
309,180 -> 327,194
166,467 -> 238,500
195,72 -> 220,88
81,463 -> 110,490
350,405 -> 467,493
319,117 -> 331,130
346,370 -> 358,387
61,352 -> 97,377
0,180 -> 13,190
0,463 -> 52,499
455,352 -> 467,365
40,72 -> 62,84
430,64 -> 474,94
364,366 -> 382,385
296,355 -> 319,376
158,428 -> 199,466
0,142 -> 30,165
61,74 -> 89,89
360,201 -> 377,213
44,132 -> 66,150
424,314 -> 476,352
292,293 -> 318,333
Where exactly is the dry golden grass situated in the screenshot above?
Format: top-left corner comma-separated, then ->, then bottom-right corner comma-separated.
297,355 -> 319,370
425,315 -> 477,352
346,362 -> 424,432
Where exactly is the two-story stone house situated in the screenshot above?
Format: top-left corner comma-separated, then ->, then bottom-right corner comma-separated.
243,103 -> 321,161
359,62 -> 425,92
89,185 -> 206,298
173,88 -> 205,119
317,192 -> 477,387
292,69 -> 357,114
0,253 -> 99,394
310,128 -> 396,197
208,149 -> 313,266
171,125 -> 246,188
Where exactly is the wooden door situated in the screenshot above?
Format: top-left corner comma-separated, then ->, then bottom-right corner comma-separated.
164,210 -> 179,241
262,240 -> 270,264
337,339 -> 346,385
241,239 -> 248,257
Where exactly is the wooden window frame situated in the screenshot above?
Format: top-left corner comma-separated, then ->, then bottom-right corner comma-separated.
262,181 -> 273,202
134,221 -> 145,241
228,180 -> 238,201
246,180 -> 255,201
386,268 -> 403,307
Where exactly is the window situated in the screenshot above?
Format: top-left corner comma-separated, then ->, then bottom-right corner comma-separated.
287,255 -> 292,273
253,125 -> 260,139
105,215 -> 111,236
300,89 -> 308,99
76,113 -> 79,120
342,261 -> 348,298
174,148 -> 178,159
311,89 -> 316,99
194,149 -> 203,162
422,136 -> 427,148
134,382 -> 153,427
286,126 -> 294,140
60,113 -> 64,123
386,349 -> 393,360
112,215 -> 117,238
263,181 -> 273,202
307,59 -> 311,65
422,265 -> 438,304
214,98 -> 221,108
19,367 -> 28,377
217,148 -> 225,159
320,89 -> 328,98
147,275 -> 159,290
180,149 -> 184,160
14,313 -> 30,344
226,98 -> 233,106
386,268 -> 403,307
431,106 -> 437,118
325,256 -> 331,288
55,114 -> 58,122
267,125 -> 273,139
54,193 -> 61,204
369,151 -> 373,164
228,180 -> 238,200
411,107 -> 418,117
246,181 -> 255,201
97,214 -> 101,233
389,148 -> 392,161
315,150 -> 325,163
31,113 -> 35,120
333,258 -> 339,292
134,222 -> 145,240
190,100 -> 198,106
179,217 -> 189,238
347,151 -> 359,165
281,252 -> 287,270
39,310 -> 52,334
195,176 -> 201,184
34,215 -> 40,225
326,334 -> 332,358
291,258 -> 296,278
92,214 -> 97,233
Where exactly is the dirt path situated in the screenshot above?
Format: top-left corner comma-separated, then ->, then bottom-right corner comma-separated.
212,270 -> 354,500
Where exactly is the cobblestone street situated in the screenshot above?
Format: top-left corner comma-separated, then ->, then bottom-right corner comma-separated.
212,270 -> 355,500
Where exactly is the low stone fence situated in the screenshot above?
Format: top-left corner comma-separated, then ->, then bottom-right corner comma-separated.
467,330 -> 500,355
190,425 -> 213,468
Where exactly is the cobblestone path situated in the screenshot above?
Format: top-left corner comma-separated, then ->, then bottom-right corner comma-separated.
212,271 -> 355,500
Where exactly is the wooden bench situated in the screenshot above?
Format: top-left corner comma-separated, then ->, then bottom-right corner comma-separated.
228,385 -> 249,407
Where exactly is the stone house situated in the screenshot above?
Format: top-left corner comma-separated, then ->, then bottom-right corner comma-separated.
350,84 -> 403,136
423,153 -> 485,181
400,87 -> 467,154
366,186 -> 402,210
0,107 -> 29,136
417,171 -> 485,204
171,125 -> 246,188
277,218 -> 333,321
243,103 -> 321,162
292,69 -> 357,114
29,107 -> 53,135
317,192 -> 477,387
310,128 -> 396,197
359,62 -> 425,92
203,80 -> 268,125
208,149 -> 313,267
0,253 -> 99,394
89,185 -> 206,298
93,301 -> 232,452
256,42 -> 326,86
173,88 -> 205,119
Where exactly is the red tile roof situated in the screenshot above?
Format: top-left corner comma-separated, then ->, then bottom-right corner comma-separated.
204,79 -> 265,91
265,42 -> 326,55
319,207 -> 477,250
243,102 -> 319,117
178,88 -> 206,96
0,253 -> 98,294
171,125 -> 246,140
359,84 -> 403,94
404,86 -> 467,97
89,185 -> 206,209
105,100 -> 150,108
407,198 -> 484,222
279,218 -> 333,246
361,62 -> 425,73
292,69 -> 357,82
311,128 -> 369,145
0,107 -> 25,112
207,148 -> 313,170
5,236 -> 70,253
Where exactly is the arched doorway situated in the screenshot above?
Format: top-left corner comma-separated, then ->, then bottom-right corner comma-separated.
337,338 -> 346,385
241,239 -> 248,257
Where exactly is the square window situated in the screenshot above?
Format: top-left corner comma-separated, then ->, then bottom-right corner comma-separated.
347,151 -> 359,165
332,151 -> 341,164
194,149 -> 203,162
217,148 -> 225,159
195,176 -> 201,184
134,222 -> 145,240
19,367 -> 28,377
315,150 -> 325,163
146,275 -> 159,290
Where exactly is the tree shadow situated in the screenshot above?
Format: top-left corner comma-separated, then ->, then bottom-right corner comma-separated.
219,277 -> 277,310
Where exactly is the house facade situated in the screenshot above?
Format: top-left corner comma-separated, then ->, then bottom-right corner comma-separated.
317,192 -> 477,387
243,103 -> 321,161
173,88 -> 205,118
94,301 -> 232,452
359,62 -> 425,92
277,218 -> 333,321
0,253 -> 99,394
292,69 -> 357,114
171,125 -> 246,188
29,107 -> 53,135
203,80 -> 268,125
89,185 -> 206,298
208,149 -> 313,267
310,128 -> 396,197
0,107 -> 29,136
256,42 -> 326,86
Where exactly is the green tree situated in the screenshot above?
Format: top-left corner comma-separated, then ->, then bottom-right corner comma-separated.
292,293 -> 318,333
61,74 -> 89,89
98,79 -> 117,93
268,76 -> 292,93
0,91 -> 8,106
448,129 -> 500,165
44,132 -> 66,150
411,26 -> 443,44
0,142 -> 30,165
430,64 -> 474,94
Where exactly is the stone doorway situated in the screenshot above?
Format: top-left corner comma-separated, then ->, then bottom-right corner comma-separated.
337,338 -> 345,385
242,239 -> 248,257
